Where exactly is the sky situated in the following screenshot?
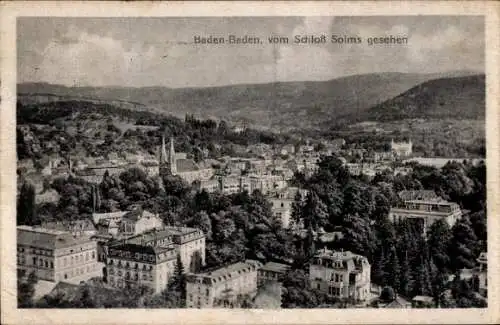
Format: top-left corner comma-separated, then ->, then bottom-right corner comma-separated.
17,16 -> 484,88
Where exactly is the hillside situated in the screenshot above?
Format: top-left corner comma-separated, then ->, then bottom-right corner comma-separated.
19,72 -> 479,131
365,74 -> 485,121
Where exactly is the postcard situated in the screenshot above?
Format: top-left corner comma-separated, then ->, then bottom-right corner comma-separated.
1,1 -> 499,324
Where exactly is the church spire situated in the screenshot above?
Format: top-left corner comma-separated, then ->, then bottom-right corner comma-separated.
160,134 -> 168,164
169,137 -> 177,175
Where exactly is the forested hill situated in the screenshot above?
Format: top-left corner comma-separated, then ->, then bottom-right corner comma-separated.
18,71 -> 480,131
365,74 -> 485,122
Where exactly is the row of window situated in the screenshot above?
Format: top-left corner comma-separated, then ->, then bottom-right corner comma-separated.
28,257 -> 54,269
17,246 -> 53,256
109,271 -> 154,281
328,286 -> 344,296
56,263 -> 98,281
61,251 -> 96,267
107,260 -> 154,271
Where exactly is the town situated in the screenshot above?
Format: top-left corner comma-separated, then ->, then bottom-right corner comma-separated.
16,119 -> 487,309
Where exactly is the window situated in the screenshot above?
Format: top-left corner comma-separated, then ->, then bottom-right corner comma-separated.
33,257 -> 37,265
45,261 -> 48,268
64,273 -> 68,279
50,262 -> 54,269
92,251 -> 95,259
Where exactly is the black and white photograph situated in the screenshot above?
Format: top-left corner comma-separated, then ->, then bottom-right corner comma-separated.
3,4 -> 497,321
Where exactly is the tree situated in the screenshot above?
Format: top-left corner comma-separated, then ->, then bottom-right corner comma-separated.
342,214 -> 376,261
189,251 -> 203,273
167,254 -> 187,307
427,219 -> 452,273
17,181 -> 38,226
398,250 -> 413,297
449,216 -> 479,271
300,191 -> 328,231
380,286 -> 396,303
382,247 -> 400,290
191,210 -> 212,240
18,271 -> 38,308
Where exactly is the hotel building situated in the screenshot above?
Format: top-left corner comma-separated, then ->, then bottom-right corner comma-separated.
388,196 -> 462,232
17,225 -> 100,283
309,249 -> 371,302
105,227 -> 206,293
185,260 -> 263,308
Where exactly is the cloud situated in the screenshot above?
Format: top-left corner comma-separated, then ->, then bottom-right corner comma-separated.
18,17 -> 484,87
273,17 -> 340,82
35,29 -> 158,86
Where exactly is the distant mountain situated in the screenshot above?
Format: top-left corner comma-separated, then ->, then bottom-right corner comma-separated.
18,71 -> 483,130
365,74 -> 485,122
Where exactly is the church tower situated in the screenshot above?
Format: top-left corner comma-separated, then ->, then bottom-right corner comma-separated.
159,135 -> 177,177
169,137 -> 177,175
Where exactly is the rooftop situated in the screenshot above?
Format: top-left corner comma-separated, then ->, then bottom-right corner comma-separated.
260,262 -> 291,274
17,226 -> 94,250
398,190 -> 439,201
189,260 -> 263,284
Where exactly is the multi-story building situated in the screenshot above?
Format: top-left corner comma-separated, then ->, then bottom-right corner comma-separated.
93,208 -> 164,238
185,260 -> 263,308
106,242 -> 177,293
198,179 -> 220,193
388,196 -> 462,232
309,249 -> 371,302
17,226 -> 100,283
104,227 -> 206,293
390,139 -> 413,157
118,209 -> 164,236
257,262 -> 291,286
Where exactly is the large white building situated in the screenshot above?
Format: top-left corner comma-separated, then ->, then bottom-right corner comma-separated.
17,226 -> 100,284
105,226 -> 206,293
309,249 -> 371,302
185,260 -> 263,308
388,196 -> 462,232
390,139 -> 413,157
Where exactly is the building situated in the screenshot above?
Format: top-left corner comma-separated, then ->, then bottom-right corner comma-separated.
92,211 -> 129,225
257,262 -> 291,286
105,227 -> 206,293
41,219 -> 97,237
197,179 -> 220,193
185,260 -> 263,308
106,242 -> 177,293
309,249 -> 371,302
388,195 -> 462,232
118,209 -> 164,236
269,187 -> 308,230
159,136 -> 214,184
390,139 -> 412,157
17,226 -> 100,283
